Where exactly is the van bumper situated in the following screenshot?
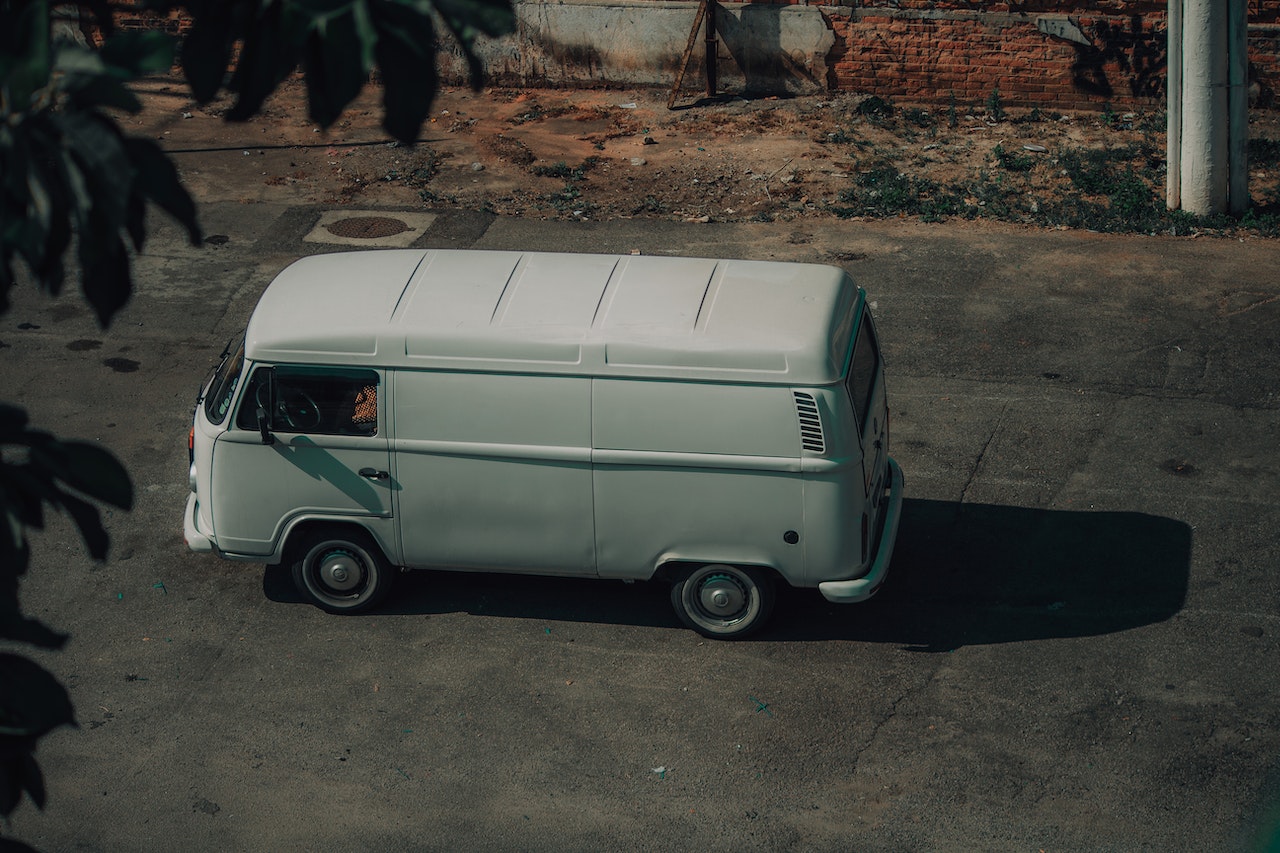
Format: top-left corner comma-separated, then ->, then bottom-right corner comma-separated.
818,457 -> 904,604
184,492 -> 214,553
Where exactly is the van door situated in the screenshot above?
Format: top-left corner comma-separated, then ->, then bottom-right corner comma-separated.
392,371 -> 596,575
210,365 -> 394,556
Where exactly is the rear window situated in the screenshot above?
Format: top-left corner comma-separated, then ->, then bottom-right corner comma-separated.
203,335 -> 245,425
844,314 -> 880,430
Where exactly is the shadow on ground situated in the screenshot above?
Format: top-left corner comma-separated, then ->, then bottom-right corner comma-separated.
264,498 -> 1190,649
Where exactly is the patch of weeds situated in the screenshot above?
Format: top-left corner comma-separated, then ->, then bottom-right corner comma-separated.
1038,167 -> 1162,232
632,195 -> 668,215
992,144 -> 1036,173
830,165 -> 963,221
1107,169 -> 1162,227
1058,145 -> 1133,195
1101,102 -> 1119,129
1013,107 -> 1045,125
509,102 -> 574,124
418,188 -> 457,205
532,160 -> 585,180
947,93 -> 958,129
542,182 -> 594,215
826,126 -> 856,144
856,96 -> 895,127
963,169 -> 1021,220
1239,207 -> 1280,237
985,87 -> 1006,122
1137,110 -> 1167,136
902,107 -> 934,129
1248,136 -> 1280,168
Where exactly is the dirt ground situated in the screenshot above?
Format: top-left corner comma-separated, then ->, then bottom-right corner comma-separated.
132,75 -> 1280,234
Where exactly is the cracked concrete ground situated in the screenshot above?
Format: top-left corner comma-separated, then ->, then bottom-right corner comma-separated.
3,182 -> 1279,848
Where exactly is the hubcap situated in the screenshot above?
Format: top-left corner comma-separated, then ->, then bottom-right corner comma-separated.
698,573 -> 747,618
317,549 -> 364,593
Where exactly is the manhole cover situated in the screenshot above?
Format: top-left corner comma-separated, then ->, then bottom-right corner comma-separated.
325,216 -> 410,239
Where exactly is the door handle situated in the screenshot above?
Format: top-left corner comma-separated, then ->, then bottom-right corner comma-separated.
358,467 -> 389,480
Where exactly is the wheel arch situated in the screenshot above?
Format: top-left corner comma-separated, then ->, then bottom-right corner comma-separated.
653,558 -> 787,587
280,517 -> 396,568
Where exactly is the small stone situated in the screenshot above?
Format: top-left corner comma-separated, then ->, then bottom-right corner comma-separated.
630,157 -> 646,166
471,162 -> 485,172
643,136 -> 656,145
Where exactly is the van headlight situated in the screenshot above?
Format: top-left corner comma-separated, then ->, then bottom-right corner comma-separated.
189,463 -> 198,493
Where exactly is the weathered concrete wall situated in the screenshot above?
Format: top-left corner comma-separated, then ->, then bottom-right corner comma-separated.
440,0 -> 835,95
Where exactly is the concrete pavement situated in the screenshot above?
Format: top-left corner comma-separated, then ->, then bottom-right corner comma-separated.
3,204 -> 1278,851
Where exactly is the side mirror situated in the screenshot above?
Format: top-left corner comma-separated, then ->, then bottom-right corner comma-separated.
256,407 -> 275,445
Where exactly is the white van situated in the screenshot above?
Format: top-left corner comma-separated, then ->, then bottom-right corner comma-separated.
185,249 -> 903,638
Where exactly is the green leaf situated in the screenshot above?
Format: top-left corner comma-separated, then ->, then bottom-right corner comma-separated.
301,6 -> 371,130
372,2 -> 438,144
179,0 -> 238,103
0,0 -> 52,112
226,1 -> 307,122
430,0 -> 517,41
53,43 -> 143,114
58,112 -> 133,234
99,29 -> 176,77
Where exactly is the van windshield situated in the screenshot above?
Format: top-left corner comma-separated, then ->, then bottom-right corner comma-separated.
203,334 -> 246,425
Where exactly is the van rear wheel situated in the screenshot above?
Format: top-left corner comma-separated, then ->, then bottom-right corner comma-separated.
671,564 -> 775,639
291,531 -> 392,614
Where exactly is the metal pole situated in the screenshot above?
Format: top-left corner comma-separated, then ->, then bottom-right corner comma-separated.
705,0 -> 718,97
1228,0 -> 1249,216
1167,0 -> 1183,210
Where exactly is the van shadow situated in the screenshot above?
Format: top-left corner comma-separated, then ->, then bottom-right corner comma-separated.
771,499 -> 1191,649
263,498 -> 1191,648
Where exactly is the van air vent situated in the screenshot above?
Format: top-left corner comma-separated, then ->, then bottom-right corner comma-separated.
793,392 -> 825,453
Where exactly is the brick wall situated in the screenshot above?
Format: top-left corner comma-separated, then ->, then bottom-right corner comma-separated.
824,6 -> 1172,112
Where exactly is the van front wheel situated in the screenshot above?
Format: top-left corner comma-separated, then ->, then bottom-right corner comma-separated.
671,564 -> 775,639
291,531 -> 392,614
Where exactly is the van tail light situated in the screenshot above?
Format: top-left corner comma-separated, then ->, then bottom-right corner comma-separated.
188,425 -> 195,465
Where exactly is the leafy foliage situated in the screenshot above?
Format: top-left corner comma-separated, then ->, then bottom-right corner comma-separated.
1,1 -> 200,325
153,0 -> 515,145
0,0 -> 515,830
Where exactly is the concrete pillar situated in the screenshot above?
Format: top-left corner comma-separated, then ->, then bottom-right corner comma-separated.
1167,0 -> 1248,216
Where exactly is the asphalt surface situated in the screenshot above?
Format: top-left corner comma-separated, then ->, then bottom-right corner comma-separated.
4,205 -> 1279,852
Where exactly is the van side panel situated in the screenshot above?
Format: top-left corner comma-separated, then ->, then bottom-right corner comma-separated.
392,371 -> 596,574
592,380 -> 803,580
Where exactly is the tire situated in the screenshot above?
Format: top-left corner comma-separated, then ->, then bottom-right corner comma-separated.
670,564 -> 775,639
291,530 -> 393,614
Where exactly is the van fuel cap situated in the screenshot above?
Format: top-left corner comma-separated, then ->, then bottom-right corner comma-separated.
783,530 -> 800,545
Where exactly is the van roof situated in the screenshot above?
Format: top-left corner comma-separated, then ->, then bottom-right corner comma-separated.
244,250 -> 863,384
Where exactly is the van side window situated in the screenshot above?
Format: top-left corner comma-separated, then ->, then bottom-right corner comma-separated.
845,316 -> 879,431
235,366 -> 381,436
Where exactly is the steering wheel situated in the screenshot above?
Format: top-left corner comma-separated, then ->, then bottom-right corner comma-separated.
256,380 -> 321,432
